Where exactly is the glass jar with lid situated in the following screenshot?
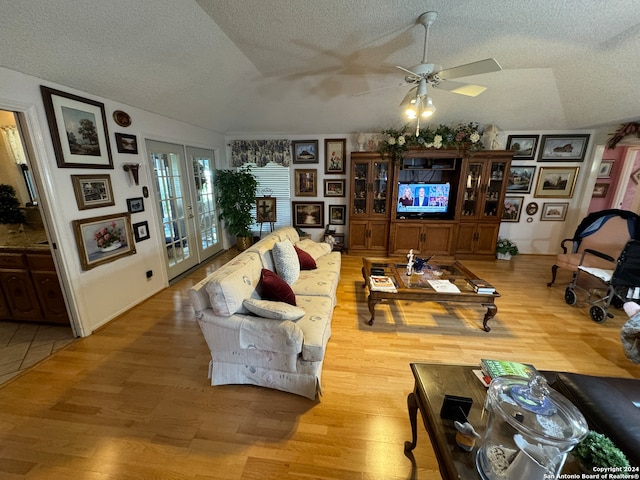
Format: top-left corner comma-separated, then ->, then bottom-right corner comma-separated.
477,374 -> 588,479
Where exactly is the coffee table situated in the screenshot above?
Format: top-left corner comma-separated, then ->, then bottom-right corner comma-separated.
362,257 -> 500,331
404,363 -> 581,479
405,363 -> 487,479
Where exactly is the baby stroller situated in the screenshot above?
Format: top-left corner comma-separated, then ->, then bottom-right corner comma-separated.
564,239 -> 640,322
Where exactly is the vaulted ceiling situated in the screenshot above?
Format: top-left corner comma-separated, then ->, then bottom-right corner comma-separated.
1,0 -> 639,135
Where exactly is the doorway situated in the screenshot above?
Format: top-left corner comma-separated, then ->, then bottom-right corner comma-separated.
146,140 -> 223,280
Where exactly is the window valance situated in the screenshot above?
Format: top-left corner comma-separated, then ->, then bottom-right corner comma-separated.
231,139 -> 292,167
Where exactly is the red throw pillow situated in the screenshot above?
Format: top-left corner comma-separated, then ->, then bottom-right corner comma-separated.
294,246 -> 317,270
258,269 -> 296,306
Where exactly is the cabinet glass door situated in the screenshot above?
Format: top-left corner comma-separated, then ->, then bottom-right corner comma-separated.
352,161 -> 368,216
461,162 -> 483,218
482,160 -> 508,218
372,161 -> 389,215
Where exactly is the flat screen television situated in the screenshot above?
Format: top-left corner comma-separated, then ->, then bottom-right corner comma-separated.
396,182 -> 454,219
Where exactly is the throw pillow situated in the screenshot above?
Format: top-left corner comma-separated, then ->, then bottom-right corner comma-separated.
295,238 -> 331,260
258,268 -> 296,305
294,245 -> 317,270
272,239 -> 300,284
242,298 -> 305,321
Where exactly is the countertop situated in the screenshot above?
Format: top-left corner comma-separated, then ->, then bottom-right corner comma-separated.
0,224 -> 50,252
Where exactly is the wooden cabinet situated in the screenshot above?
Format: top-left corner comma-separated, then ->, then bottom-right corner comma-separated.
0,250 -> 69,324
455,152 -> 511,258
348,153 -> 392,254
389,222 -> 456,256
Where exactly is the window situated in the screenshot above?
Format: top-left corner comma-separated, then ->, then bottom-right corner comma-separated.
248,162 -> 291,231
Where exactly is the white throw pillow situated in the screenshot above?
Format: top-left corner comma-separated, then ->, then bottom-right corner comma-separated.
243,298 -> 305,321
272,239 -> 300,284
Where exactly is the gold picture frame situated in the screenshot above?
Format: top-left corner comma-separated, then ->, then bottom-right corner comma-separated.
534,167 -> 580,198
71,174 -> 115,210
72,212 -> 135,271
294,169 -> 317,196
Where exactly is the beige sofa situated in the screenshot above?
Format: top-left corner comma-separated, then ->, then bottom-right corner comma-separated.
188,227 -> 341,400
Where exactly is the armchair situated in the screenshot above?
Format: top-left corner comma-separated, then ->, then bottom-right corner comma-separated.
547,209 -> 640,287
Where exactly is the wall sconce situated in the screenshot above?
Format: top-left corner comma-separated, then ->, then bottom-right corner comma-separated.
123,163 -> 141,185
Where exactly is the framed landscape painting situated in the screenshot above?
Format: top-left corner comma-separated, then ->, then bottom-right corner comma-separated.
537,134 -> 590,162
324,179 -> 345,197
71,174 -> 115,210
592,183 -> 610,198
41,86 -> 114,169
506,166 -> 536,193
506,135 -> 539,160
292,140 -> 318,164
541,202 -> 569,221
534,167 -> 579,198
292,202 -> 324,228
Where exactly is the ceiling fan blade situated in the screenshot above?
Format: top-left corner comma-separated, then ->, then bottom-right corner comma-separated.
396,65 -> 421,78
437,58 -> 502,80
353,81 -> 408,97
434,79 -> 487,97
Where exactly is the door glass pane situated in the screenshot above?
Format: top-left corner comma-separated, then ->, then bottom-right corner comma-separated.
192,155 -> 218,249
152,152 -> 190,267
353,161 -> 368,215
485,161 -> 506,217
373,161 -> 388,214
462,162 -> 483,217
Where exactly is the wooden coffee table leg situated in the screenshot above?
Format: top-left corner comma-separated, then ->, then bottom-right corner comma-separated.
404,391 -> 419,452
366,296 -> 380,325
482,303 -> 497,332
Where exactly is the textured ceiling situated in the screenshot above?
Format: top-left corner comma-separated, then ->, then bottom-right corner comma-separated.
1,0 -> 639,135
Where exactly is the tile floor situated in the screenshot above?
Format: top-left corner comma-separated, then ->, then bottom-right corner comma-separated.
0,321 -> 76,386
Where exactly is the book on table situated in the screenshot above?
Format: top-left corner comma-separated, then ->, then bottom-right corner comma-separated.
369,275 -> 397,292
467,278 -> 496,294
427,279 -> 461,293
480,359 -> 539,380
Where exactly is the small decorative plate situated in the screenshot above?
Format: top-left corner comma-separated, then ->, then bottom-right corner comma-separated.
113,110 -> 132,127
526,202 -> 539,215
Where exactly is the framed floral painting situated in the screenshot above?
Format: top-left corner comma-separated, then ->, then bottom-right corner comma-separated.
72,212 -> 135,270
502,196 -> 524,222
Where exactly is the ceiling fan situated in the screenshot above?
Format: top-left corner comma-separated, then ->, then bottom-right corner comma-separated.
367,11 -> 502,134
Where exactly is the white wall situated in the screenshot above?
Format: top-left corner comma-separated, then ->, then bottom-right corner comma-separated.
0,66 -> 226,335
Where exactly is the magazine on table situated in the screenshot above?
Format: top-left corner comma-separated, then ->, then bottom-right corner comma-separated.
427,279 -> 461,293
369,275 -> 397,292
480,359 -> 539,380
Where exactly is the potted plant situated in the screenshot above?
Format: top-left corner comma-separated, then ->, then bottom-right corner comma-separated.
496,238 -> 518,260
0,184 -> 26,225
572,430 -> 629,473
214,166 -> 258,251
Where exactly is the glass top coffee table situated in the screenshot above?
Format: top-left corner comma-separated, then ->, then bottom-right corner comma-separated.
362,257 -> 500,331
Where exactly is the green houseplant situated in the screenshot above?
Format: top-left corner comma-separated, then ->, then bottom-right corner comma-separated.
573,430 -> 629,472
214,166 -> 258,251
0,184 -> 26,225
496,238 -> 518,260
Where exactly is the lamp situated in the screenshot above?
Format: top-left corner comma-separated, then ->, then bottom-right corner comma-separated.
400,79 -> 435,135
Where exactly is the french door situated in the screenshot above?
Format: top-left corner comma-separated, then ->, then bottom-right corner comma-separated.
146,140 -> 223,280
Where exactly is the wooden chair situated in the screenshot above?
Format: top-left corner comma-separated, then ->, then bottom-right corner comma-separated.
547,209 -> 640,287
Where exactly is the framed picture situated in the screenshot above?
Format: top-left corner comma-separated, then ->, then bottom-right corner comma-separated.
40,86 -> 114,169
256,196 -> 277,223
537,134 -> 590,162
133,221 -> 150,242
72,212 -> 135,270
325,138 -> 346,174
506,166 -> 536,193
126,197 -> 145,213
502,196 -> 524,222
328,204 -> 346,225
324,179 -> 345,197
632,169 -> 640,185
597,160 -> 614,178
540,202 -> 569,221
506,135 -> 539,160
534,166 -> 580,198
115,133 -> 138,154
592,183 -> 610,198
292,140 -> 318,164
292,201 -> 324,228
294,169 -> 317,196
71,174 -> 115,210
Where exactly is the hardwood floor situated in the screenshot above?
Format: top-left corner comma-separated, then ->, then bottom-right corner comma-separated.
0,251 -> 637,479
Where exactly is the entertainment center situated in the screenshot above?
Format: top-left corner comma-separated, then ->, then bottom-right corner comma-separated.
348,148 -> 513,258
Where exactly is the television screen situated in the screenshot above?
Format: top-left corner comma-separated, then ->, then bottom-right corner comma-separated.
396,182 -> 451,218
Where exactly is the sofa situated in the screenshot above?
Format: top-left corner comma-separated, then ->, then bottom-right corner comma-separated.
543,371 -> 640,467
188,227 -> 341,400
